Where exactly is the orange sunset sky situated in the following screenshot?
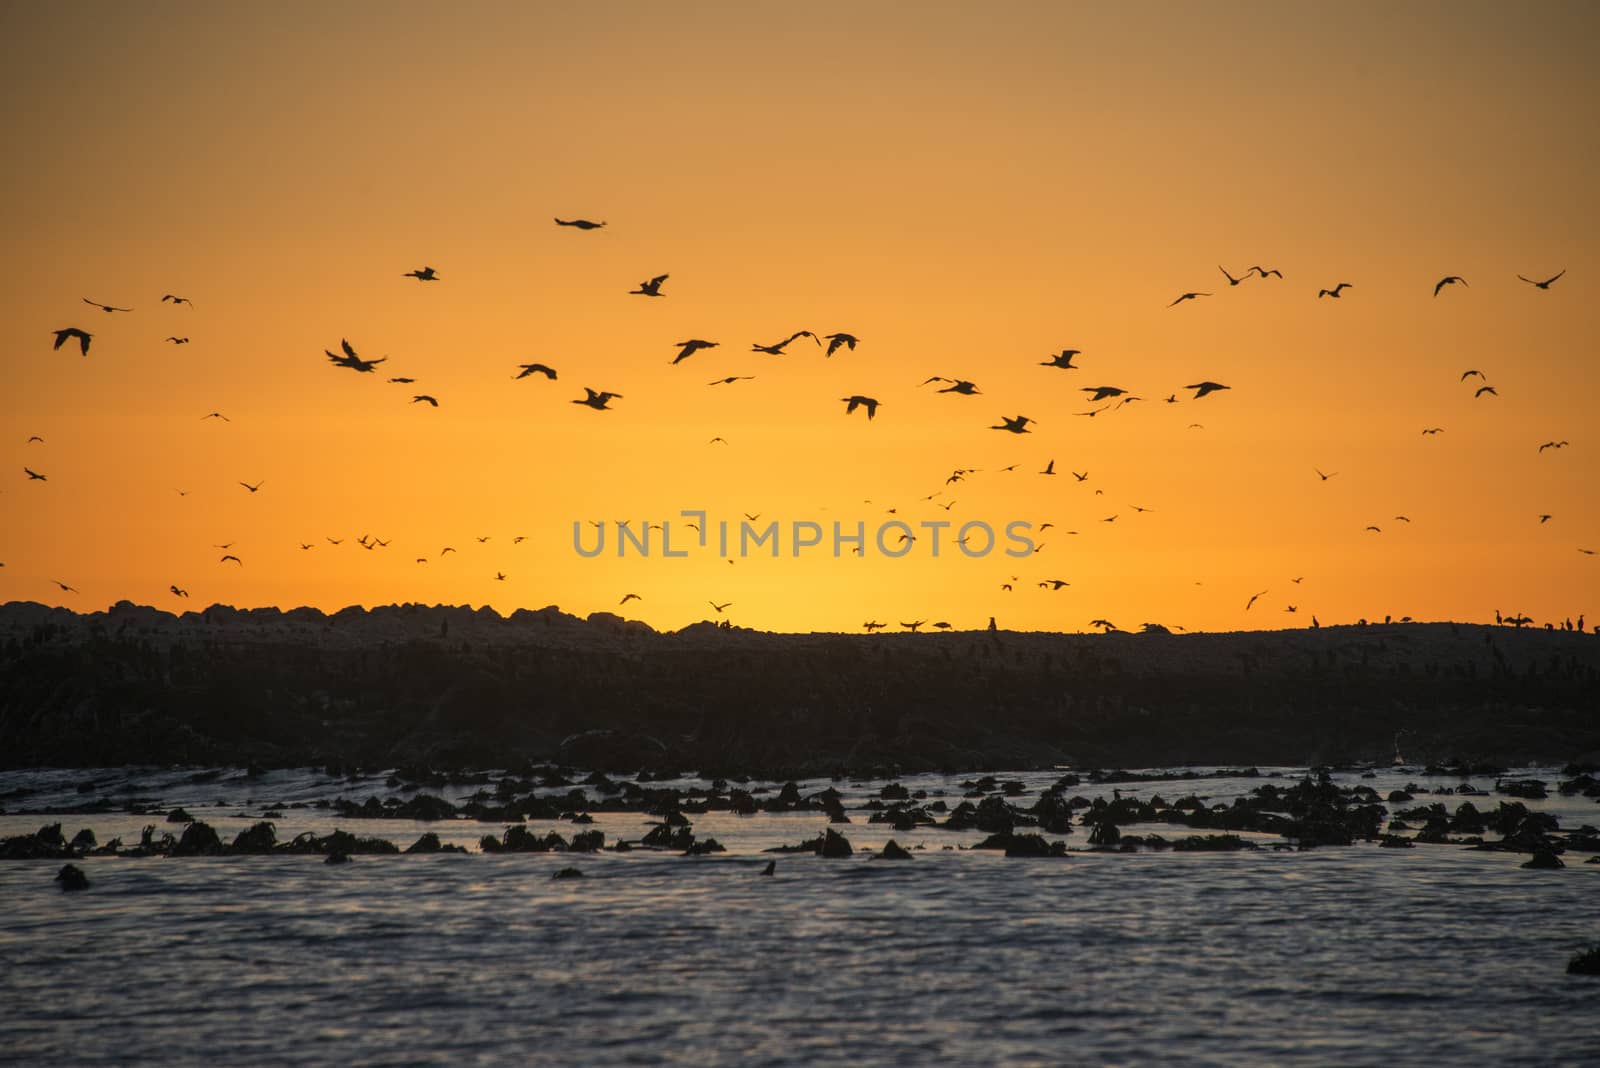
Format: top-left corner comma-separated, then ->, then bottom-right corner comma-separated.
2,2 -> 1596,634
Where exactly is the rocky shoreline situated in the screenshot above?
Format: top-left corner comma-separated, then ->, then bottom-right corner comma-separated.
2,600 -> 1598,775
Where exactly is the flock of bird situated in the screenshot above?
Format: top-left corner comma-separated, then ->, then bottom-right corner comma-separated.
14,219 -> 1592,633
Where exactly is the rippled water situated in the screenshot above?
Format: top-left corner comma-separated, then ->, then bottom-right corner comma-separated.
2,765 -> 1596,1066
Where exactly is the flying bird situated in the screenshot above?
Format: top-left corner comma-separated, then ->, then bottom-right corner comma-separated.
51,328 -> 92,355
1245,591 -> 1266,611
1218,265 -> 1247,287
922,377 -> 981,395
573,388 -> 623,410
1365,525 -> 1382,533
1422,427 -> 1444,435
220,554 -> 242,565
82,298 -> 131,313
51,579 -> 78,593
630,274 -> 668,297
1039,579 -> 1070,590
863,621 -> 886,632
1040,349 -> 1080,369
752,331 -> 820,354
326,339 -> 386,372
165,336 -> 189,344
709,601 -> 732,613
1071,470 -> 1088,481
388,377 -> 416,384
554,218 -> 605,229
201,412 -> 230,422
671,339 -> 718,365
1475,385 -> 1498,398
1317,283 -> 1352,298
495,572 -> 507,581
991,415 -> 1033,434
26,436 -> 43,443
708,375 -> 755,386
1082,386 -> 1127,403
1538,440 -> 1569,453
1248,266 -> 1283,279
1041,460 -> 1055,475
620,593 -> 642,605
170,585 -> 188,597
1517,269 -> 1565,290
239,480 -> 263,493
412,395 -> 439,407
1539,514 -> 1552,524
24,467 -> 47,481
1186,381 -> 1230,399
1433,276 -> 1467,297
1168,292 -> 1212,306
823,333 -> 858,357
161,294 -> 194,306
901,620 -> 925,632
515,363 -> 558,380
1460,370 -> 1485,381
841,395 -> 880,420
402,266 -> 439,281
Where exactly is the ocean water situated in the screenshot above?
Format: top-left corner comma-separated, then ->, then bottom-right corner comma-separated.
1,765 -> 1596,1067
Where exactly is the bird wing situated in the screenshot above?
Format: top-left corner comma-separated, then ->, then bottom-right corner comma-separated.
341,338 -> 357,358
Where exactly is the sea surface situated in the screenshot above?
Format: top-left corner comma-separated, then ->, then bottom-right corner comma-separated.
1,764 -> 1596,1067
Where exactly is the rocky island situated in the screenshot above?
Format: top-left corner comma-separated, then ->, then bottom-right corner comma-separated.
2,601 -> 1597,775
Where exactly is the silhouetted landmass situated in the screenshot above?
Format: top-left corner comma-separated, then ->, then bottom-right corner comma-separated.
1,601 -> 1597,776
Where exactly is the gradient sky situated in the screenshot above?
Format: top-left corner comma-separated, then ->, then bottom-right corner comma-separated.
2,2 -> 1596,634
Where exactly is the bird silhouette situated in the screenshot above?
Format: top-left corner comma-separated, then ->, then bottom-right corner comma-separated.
164,336 -> 189,344
1040,349 -> 1081,369
823,333 -> 858,357
402,266 -> 439,281
863,621 -> 886,632
901,620 -> 925,632
1040,460 -> 1055,476
1460,369 -> 1485,381
170,585 -> 188,597
327,537 -> 343,545
554,218 -> 605,230
388,377 -> 416,384
201,412 -> 230,422
1248,266 -> 1283,279
841,395 -> 880,420
23,466 -> 49,481
1475,385 -> 1498,398
1168,292 -> 1212,306
495,572 -> 507,581
1538,440 -> 1569,452
619,593 -> 642,605
1219,265 -> 1247,286
26,436 -> 43,443
82,298 -> 131,313
991,415 -> 1033,434
326,339 -> 386,372
1517,269 -> 1565,290
709,601 -> 733,613
1317,283 -> 1352,298
630,274 -> 668,297
1433,275 -> 1467,296
220,554 -> 242,565
412,395 -> 439,407
1394,515 -> 1411,523
921,377 -> 981,395
1539,514 -> 1552,524
573,388 -> 623,410
671,339 -> 718,365
752,331 -> 820,354
1082,386 -> 1127,403
1314,468 -> 1337,481
515,363 -> 558,380
1365,525 -> 1382,533
51,328 -> 92,355
1422,427 -> 1444,435
1245,591 -> 1266,610
300,543 -> 314,550
1186,381 -> 1230,399
708,375 -> 755,386
1039,579 -> 1070,590
161,294 -> 194,306
51,579 -> 78,593
240,480 -> 263,493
